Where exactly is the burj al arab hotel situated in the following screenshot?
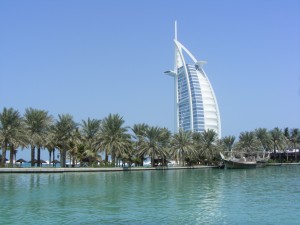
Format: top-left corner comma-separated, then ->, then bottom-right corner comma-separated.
164,22 -> 221,138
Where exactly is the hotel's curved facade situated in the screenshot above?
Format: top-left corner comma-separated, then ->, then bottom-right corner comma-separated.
165,22 -> 221,138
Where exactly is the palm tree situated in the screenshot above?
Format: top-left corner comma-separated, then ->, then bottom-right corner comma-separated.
52,114 -> 77,167
171,129 -> 193,166
67,128 -> 82,166
80,118 -> 101,164
290,128 -> 300,162
284,127 -> 290,142
44,128 -> 56,167
8,141 -> 27,167
24,108 -> 53,167
255,128 -> 271,150
283,127 -> 292,161
236,131 -> 259,154
98,114 -> 131,167
131,123 -> 149,166
158,127 -> 172,165
222,136 -> 236,152
81,118 -> 101,141
139,126 -> 171,167
269,127 -> 285,153
197,129 -> 219,164
255,128 -> 272,159
269,127 -> 286,162
0,107 -> 26,167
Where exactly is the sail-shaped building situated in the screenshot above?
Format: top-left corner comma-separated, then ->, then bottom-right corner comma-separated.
165,22 -> 221,138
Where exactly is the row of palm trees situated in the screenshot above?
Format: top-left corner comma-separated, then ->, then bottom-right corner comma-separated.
1,107 -> 300,167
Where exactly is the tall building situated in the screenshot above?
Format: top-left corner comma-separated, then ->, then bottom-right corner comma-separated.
164,22 -> 221,138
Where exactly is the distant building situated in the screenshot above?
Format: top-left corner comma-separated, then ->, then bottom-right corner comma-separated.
165,22 -> 221,138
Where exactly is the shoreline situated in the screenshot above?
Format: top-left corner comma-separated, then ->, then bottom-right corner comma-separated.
1,163 -> 299,174
266,163 -> 300,166
0,165 -> 216,173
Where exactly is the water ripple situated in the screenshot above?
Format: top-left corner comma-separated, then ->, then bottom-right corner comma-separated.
1,167 -> 300,224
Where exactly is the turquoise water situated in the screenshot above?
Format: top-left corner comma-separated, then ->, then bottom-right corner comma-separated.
1,166 -> 300,225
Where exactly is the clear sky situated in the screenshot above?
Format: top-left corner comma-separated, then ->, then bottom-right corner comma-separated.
1,0 -> 299,160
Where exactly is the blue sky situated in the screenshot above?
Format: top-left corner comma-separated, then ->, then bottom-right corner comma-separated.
1,0 -> 299,160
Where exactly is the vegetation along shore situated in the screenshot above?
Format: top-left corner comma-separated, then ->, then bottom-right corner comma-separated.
1,107 -> 299,170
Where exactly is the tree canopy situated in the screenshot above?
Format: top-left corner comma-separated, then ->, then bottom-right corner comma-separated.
1,107 -> 299,167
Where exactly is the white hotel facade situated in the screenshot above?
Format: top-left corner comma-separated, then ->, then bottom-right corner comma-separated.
165,22 -> 221,138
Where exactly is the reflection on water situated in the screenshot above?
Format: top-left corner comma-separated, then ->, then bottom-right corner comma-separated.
1,166 -> 300,224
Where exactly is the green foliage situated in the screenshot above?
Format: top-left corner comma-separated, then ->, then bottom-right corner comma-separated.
24,108 -> 52,167
138,126 -> 171,167
0,107 -> 27,167
98,113 -> 131,167
1,107 -> 300,167
171,129 -> 193,166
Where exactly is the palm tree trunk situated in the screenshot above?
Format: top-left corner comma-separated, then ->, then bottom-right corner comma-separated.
10,144 -> 14,167
111,152 -> 116,167
1,141 -> 7,166
48,150 -> 51,167
69,154 -> 72,167
61,149 -> 66,167
140,155 -> 144,166
72,156 -> 75,166
52,148 -> 55,167
294,143 -> 297,162
181,149 -> 185,166
31,145 -> 35,167
151,151 -> 155,167
105,151 -> 108,164
14,150 -> 17,164
273,145 -> 277,162
37,146 -> 41,167
60,149 -> 64,167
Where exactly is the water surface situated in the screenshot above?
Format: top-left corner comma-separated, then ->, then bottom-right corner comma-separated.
1,166 -> 300,224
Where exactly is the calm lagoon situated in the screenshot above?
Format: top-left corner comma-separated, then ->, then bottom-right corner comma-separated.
1,166 -> 300,225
